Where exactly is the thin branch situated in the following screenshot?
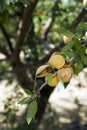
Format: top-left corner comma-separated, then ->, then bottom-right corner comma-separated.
0,22 -> 13,53
72,7 -> 87,28
42,0 -> 59,41
38,82 -> 47,91
12,0 -> 39,63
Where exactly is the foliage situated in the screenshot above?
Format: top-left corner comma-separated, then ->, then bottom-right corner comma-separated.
0,0 -> 87,126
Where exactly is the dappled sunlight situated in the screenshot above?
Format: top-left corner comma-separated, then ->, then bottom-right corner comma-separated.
59,117 -> 72,124
0,70 -> 87,130
0,0 -> 87,129
0,53 -> 6,60
0,80 -> 27,129
0,69 -> 87,130
39,68 -> 87,130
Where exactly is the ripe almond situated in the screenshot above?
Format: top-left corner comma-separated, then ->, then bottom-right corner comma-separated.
45,74 -> 59,87
57,66 -> 73,82
36,64 -> 52,78
48,54 -> 65,69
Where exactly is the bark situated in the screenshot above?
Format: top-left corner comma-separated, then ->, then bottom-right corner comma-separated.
13,64 -> 53,124
36,85 -> 54,124
13,65 -> 34,90
12,0 -> 39,63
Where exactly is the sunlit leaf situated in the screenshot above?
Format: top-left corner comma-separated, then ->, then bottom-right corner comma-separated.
73,38 -> 85,56
18,97 -> 32,105
61,50 -> 75,58
78,22 -> 87,30
24,89 -> 33,96
82,55 -> 87,65
61,42 -> 74,52
72,62 -> 83,75
27,100 -> 38,125
58,28 -> 74,38
46,73 -> 53,84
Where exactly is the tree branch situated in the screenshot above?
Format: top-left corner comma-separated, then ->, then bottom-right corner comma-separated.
12,0 -> 39,63
41,0 -> 59,41
72,7 -> 87,28
0,22 -> 13,54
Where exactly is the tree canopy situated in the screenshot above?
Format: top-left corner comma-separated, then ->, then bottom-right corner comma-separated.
0,0 -> 87,128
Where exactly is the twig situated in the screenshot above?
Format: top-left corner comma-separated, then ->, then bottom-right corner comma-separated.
0,22 -> 13,53
72,7 -> 87,28
38,82 -> 47,91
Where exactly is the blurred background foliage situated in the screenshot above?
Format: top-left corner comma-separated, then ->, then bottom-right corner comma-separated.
0,0 -> 85,80
0,0 -> 87,129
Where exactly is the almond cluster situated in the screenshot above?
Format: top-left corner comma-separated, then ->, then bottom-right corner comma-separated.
36,54 -> 73,87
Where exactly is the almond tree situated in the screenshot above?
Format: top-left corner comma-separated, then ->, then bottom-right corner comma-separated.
0,0 -> 87,127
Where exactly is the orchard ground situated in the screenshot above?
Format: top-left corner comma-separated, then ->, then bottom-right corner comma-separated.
0,68 -> 87,130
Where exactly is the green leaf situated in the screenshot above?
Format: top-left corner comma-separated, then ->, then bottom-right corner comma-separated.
27,100 -> 38,125
58,28 -> 74,38
18,0 -> 29,4
82,55 -> 87,65
18,97 -> 32,105
61,50 -> 75,58
73,38 -> 85,56
0,1 -> 7,11
61,42 -> 74,52
24,89 -> 33,96
0,10 -> 10,24
46,73 -> 53,84
78,22 -> 87,30
72,62 -> 83,75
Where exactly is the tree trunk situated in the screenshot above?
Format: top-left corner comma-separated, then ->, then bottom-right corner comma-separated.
13,64 -> 54,125
36,85 -> 53,124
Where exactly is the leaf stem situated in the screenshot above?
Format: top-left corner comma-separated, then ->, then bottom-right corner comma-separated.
38,82 -> 47,91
